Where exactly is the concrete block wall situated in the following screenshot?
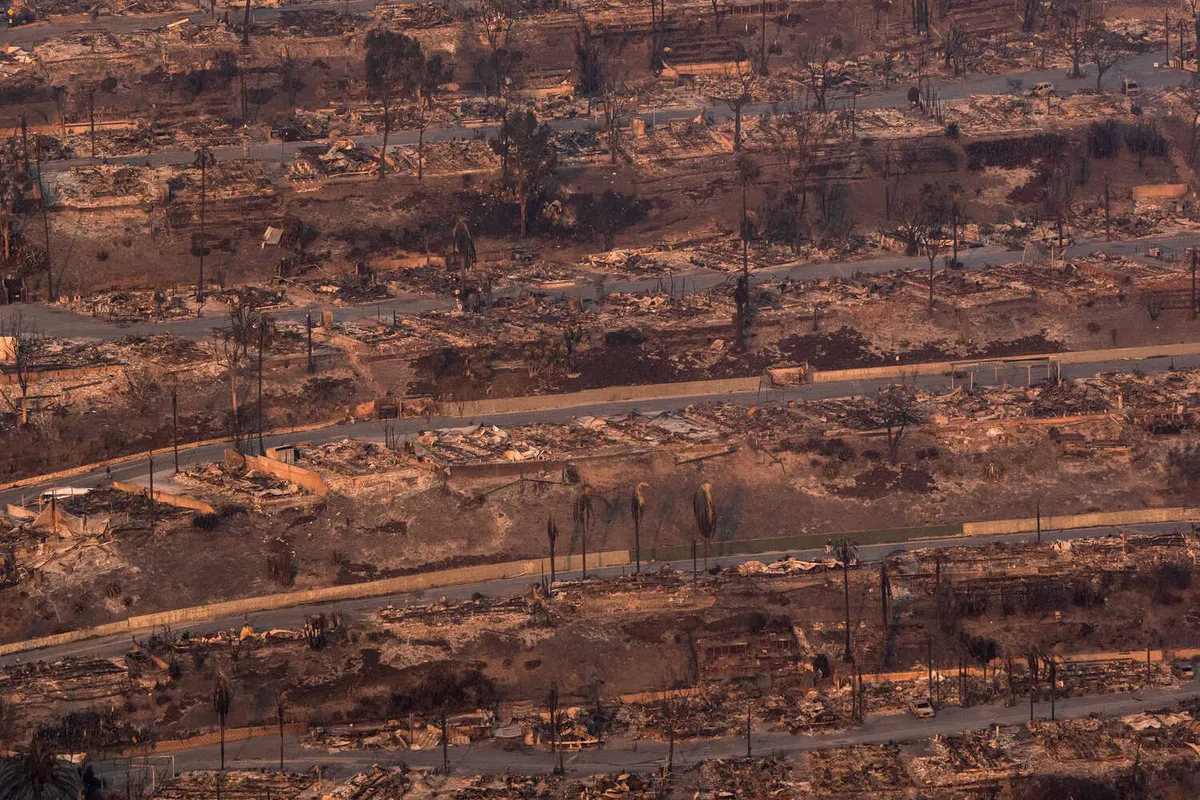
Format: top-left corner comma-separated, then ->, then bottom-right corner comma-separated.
110,481 -> 216,514
774,341 -> 1200,386
963,506 -> 1197,536
452,377 -> 763,417
243,453 -> 330,495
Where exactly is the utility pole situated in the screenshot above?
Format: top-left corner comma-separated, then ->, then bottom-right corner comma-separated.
199,156 -> 205,302
1104,179 -> 1111,241
440,708 -> 449,774
172,387 -> 179,473
1191,248 -> 1197,320
759,0 -> 767,76
148,455 -> 155,533
667,725 -> 675,773
305,310 -> 314,373
194,148 -> 213,304
1049,659 -> 1056,720
19,112 -> 29,172
88,88 -> 96,160
36,138 -> 51,302
927,635 -> 934,705
745,705 -> 752,757
1036,498 -> 1042,543
1167,11 -> 1172,67
277,691 -> 286,771
856,664 -> 864,721
257,320 -> 265,455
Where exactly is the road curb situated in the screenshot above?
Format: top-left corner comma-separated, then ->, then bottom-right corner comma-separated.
0,418 -> 343,495
3,507 -> 1196,659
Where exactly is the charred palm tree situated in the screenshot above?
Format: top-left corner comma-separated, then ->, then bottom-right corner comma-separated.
835,538 -> 859,662
452,220 -> 477,309
546,511 -> 559,588
0,737 -> 81,800
631,482 -> 648,576
192,145 -> 215,304
276,688 -> 288,771
692,483 -> 716,574
212,674 -> 233,770
573,486 -> 594,578
881,555 -> 895,667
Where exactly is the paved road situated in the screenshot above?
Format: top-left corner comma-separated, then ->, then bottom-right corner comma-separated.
4,345 -> 1200,513
2,229 -> 1198,341
5,516 -> 1194,670
0,0 -> 380,46
7,34 -> 1188,176
90,680 -> 1200,782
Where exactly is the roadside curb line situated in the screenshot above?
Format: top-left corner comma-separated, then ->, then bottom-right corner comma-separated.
3,507 -> 1196,659
0,550 -> 630,658
0,419 -> 343,495
7,340 -> 1200,494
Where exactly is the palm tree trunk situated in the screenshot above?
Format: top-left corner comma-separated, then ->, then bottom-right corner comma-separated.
379,102 -> 390,180
928,258 -> 934,311
257,326 -> 264,455
741,181 -> 749,276
229,363 -> 240,452
633,517 -> 641,575
418,125 -> 425,182
843,563 -> 852,662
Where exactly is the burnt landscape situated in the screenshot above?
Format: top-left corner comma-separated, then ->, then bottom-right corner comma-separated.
4,0 -> 1200,796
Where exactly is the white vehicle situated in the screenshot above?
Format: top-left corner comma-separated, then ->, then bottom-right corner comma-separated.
1031,81 -> 1055,96
910,698 -> 935,719
39,487 -> 90,503
1122,77 -> 1140,96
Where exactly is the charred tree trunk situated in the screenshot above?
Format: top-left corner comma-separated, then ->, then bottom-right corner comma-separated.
379,100 -> 391,179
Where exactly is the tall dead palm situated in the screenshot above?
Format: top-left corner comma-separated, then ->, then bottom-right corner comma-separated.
212,673 -> 233,770
220,292 -> 268,453
0,737 -> 81,800
573,485 -> 594,578
192,145 -> 215,303
631,482 -> 648,576
452,220 -> 477,309
546,511 -> 559,587
835,538 -> 859,662
692,483 -> 716,574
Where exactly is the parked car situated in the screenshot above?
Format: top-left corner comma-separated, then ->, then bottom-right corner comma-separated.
1173,661 -> 1195,680
1122,78 -> 1140,96
1031,81 -> 1055,96
910,698 -> 935,719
